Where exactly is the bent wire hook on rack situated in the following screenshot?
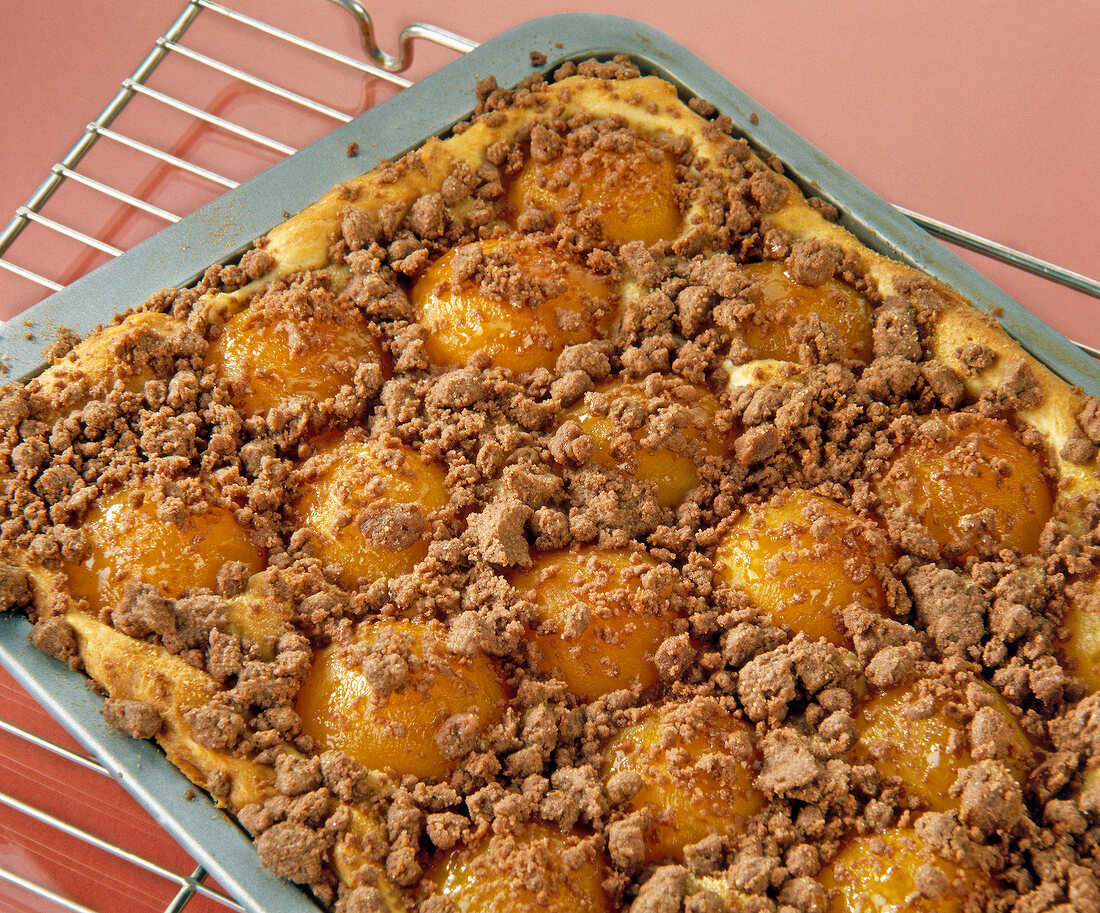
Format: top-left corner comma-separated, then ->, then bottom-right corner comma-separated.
0,2 -> 1098,911
0,0 -> 475,317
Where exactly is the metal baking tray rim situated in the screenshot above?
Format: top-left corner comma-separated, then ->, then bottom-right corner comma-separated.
2,12 -> 1097,913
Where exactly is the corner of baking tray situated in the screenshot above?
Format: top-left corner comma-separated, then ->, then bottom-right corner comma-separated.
0,611 -> 325,913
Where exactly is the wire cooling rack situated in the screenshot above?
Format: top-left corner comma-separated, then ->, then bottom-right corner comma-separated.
0,0 -> 474,328
2,3 -> 1099,912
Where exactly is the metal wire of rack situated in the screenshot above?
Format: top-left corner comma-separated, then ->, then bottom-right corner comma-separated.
1,2 -> 1099,912
1,714 -> 242,913
0,0 -> 475,327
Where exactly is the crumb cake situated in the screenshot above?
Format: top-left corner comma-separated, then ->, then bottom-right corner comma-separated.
2,57 -> 1100,913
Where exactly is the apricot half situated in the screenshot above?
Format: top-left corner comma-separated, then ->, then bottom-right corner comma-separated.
506,134 -> 681,246
603,699 -> 764,862
205,282 -> 382,416
714,490 -> 894,645
1062,585 -> 1100,692
874,415 -> 1052,561
290,432 -> 447,587
738,261 -> 873,365
556,377 -> 730,508
818,826 -> 986,913
853,679 -> 1031,812
411,238 -> 615,373
295,619 -> 508,780
63,485 -> 265,614
428,821 -> 611,913
509,547 -> 683,701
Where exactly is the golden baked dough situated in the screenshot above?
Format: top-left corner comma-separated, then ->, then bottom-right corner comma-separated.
2,58 -> 1099,913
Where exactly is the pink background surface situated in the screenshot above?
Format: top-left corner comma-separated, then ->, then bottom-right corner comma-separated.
0,1 -> 1098,911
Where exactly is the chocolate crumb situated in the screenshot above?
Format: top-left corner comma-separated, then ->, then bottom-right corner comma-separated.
255,821 -> 326,884
103,698 -> 162,739
630,865 -> 688,913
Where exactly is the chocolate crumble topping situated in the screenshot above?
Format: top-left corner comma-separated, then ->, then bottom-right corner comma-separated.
1,61 -> 1096,913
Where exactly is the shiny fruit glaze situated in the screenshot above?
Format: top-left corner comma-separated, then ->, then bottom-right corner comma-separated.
205,298 -> 382,416
63,486 -> 265,614
818,826 -> 985,913
556,377 -> 730,508
412,238 -> 615,373
290,433 -> 448,588
603,699 -> 764,863
738,261 -> 874,365
874,415 -> 1052,560
1059,584 -> 1100,692
296,619 -> 509,780
510,547 -> 682,700
428,822 -> 611,913
714,489 -> 894,645
506,136 -> 681,246
853,679 -> 1031,812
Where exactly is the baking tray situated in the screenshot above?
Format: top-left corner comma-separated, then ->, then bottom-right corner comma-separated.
2,12 -> 1098,913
